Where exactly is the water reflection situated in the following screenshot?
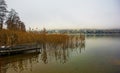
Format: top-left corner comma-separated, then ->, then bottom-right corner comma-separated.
40,35 -> 85,64
0,53 -> 39,73
0,35 -> 85,73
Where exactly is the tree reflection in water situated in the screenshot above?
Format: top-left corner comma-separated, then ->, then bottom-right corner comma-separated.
0,35 -> 85,73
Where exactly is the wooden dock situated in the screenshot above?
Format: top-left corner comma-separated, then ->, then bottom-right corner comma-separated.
0,45 -> 41,56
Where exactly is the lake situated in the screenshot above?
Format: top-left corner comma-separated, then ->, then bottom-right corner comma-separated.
0,35 -> 120,73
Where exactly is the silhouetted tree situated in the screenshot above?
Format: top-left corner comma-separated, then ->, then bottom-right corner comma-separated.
0,0 -> 7,29
6,9 -> 26,31
6,9 -> 18,30
18,21 -> 26,31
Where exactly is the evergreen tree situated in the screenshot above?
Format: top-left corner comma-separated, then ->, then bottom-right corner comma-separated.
0,0 -> 7,29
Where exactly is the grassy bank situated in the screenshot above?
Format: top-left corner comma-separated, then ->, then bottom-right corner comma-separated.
0,29 -> 69,47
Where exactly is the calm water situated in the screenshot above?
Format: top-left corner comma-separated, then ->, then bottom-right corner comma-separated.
1,35 -> 120,73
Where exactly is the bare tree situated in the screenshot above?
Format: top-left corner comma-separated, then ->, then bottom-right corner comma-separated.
19,21 -> 26,31
0,0 -> 7,29
17,21 -> 26,31
6,9 -> 17,30
6,9 -> 26,31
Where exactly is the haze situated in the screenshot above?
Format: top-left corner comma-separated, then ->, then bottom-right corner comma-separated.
7,0 -> 120,30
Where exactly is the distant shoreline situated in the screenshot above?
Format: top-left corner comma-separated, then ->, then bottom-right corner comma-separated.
47,29 -> 120,34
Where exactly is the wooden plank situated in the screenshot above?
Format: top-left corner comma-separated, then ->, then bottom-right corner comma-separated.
0,46 -> 41,55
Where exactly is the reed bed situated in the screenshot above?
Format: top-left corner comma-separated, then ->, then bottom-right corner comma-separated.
0,29 -> 69,46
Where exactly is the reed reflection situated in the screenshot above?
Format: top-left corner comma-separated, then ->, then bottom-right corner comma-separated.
40,35 -> 85,64
0,34 -> 85,73
0,53 -> 39,73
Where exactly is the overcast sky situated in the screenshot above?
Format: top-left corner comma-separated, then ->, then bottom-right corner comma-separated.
6,0 -> 120,30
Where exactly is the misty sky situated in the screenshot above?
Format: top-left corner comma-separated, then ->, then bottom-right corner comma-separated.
6,0 -> 120,30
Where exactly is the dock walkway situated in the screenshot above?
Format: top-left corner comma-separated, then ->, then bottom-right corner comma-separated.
0,45 -> 41,55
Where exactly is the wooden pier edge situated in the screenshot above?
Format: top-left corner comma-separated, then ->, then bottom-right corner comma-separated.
0,46 -> 41,56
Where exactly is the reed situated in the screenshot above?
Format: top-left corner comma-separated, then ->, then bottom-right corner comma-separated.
0,29 -> 69,47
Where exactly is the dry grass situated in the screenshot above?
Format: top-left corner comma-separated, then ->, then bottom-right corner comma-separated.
0,29 -> 69,46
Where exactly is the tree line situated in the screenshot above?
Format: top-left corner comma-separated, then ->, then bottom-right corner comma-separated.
0,0 -> 26,31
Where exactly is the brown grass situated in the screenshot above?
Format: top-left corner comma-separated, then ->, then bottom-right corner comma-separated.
0,29 -> 69,46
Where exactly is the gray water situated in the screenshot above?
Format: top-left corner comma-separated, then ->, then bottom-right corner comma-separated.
0,35 -> 120,73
